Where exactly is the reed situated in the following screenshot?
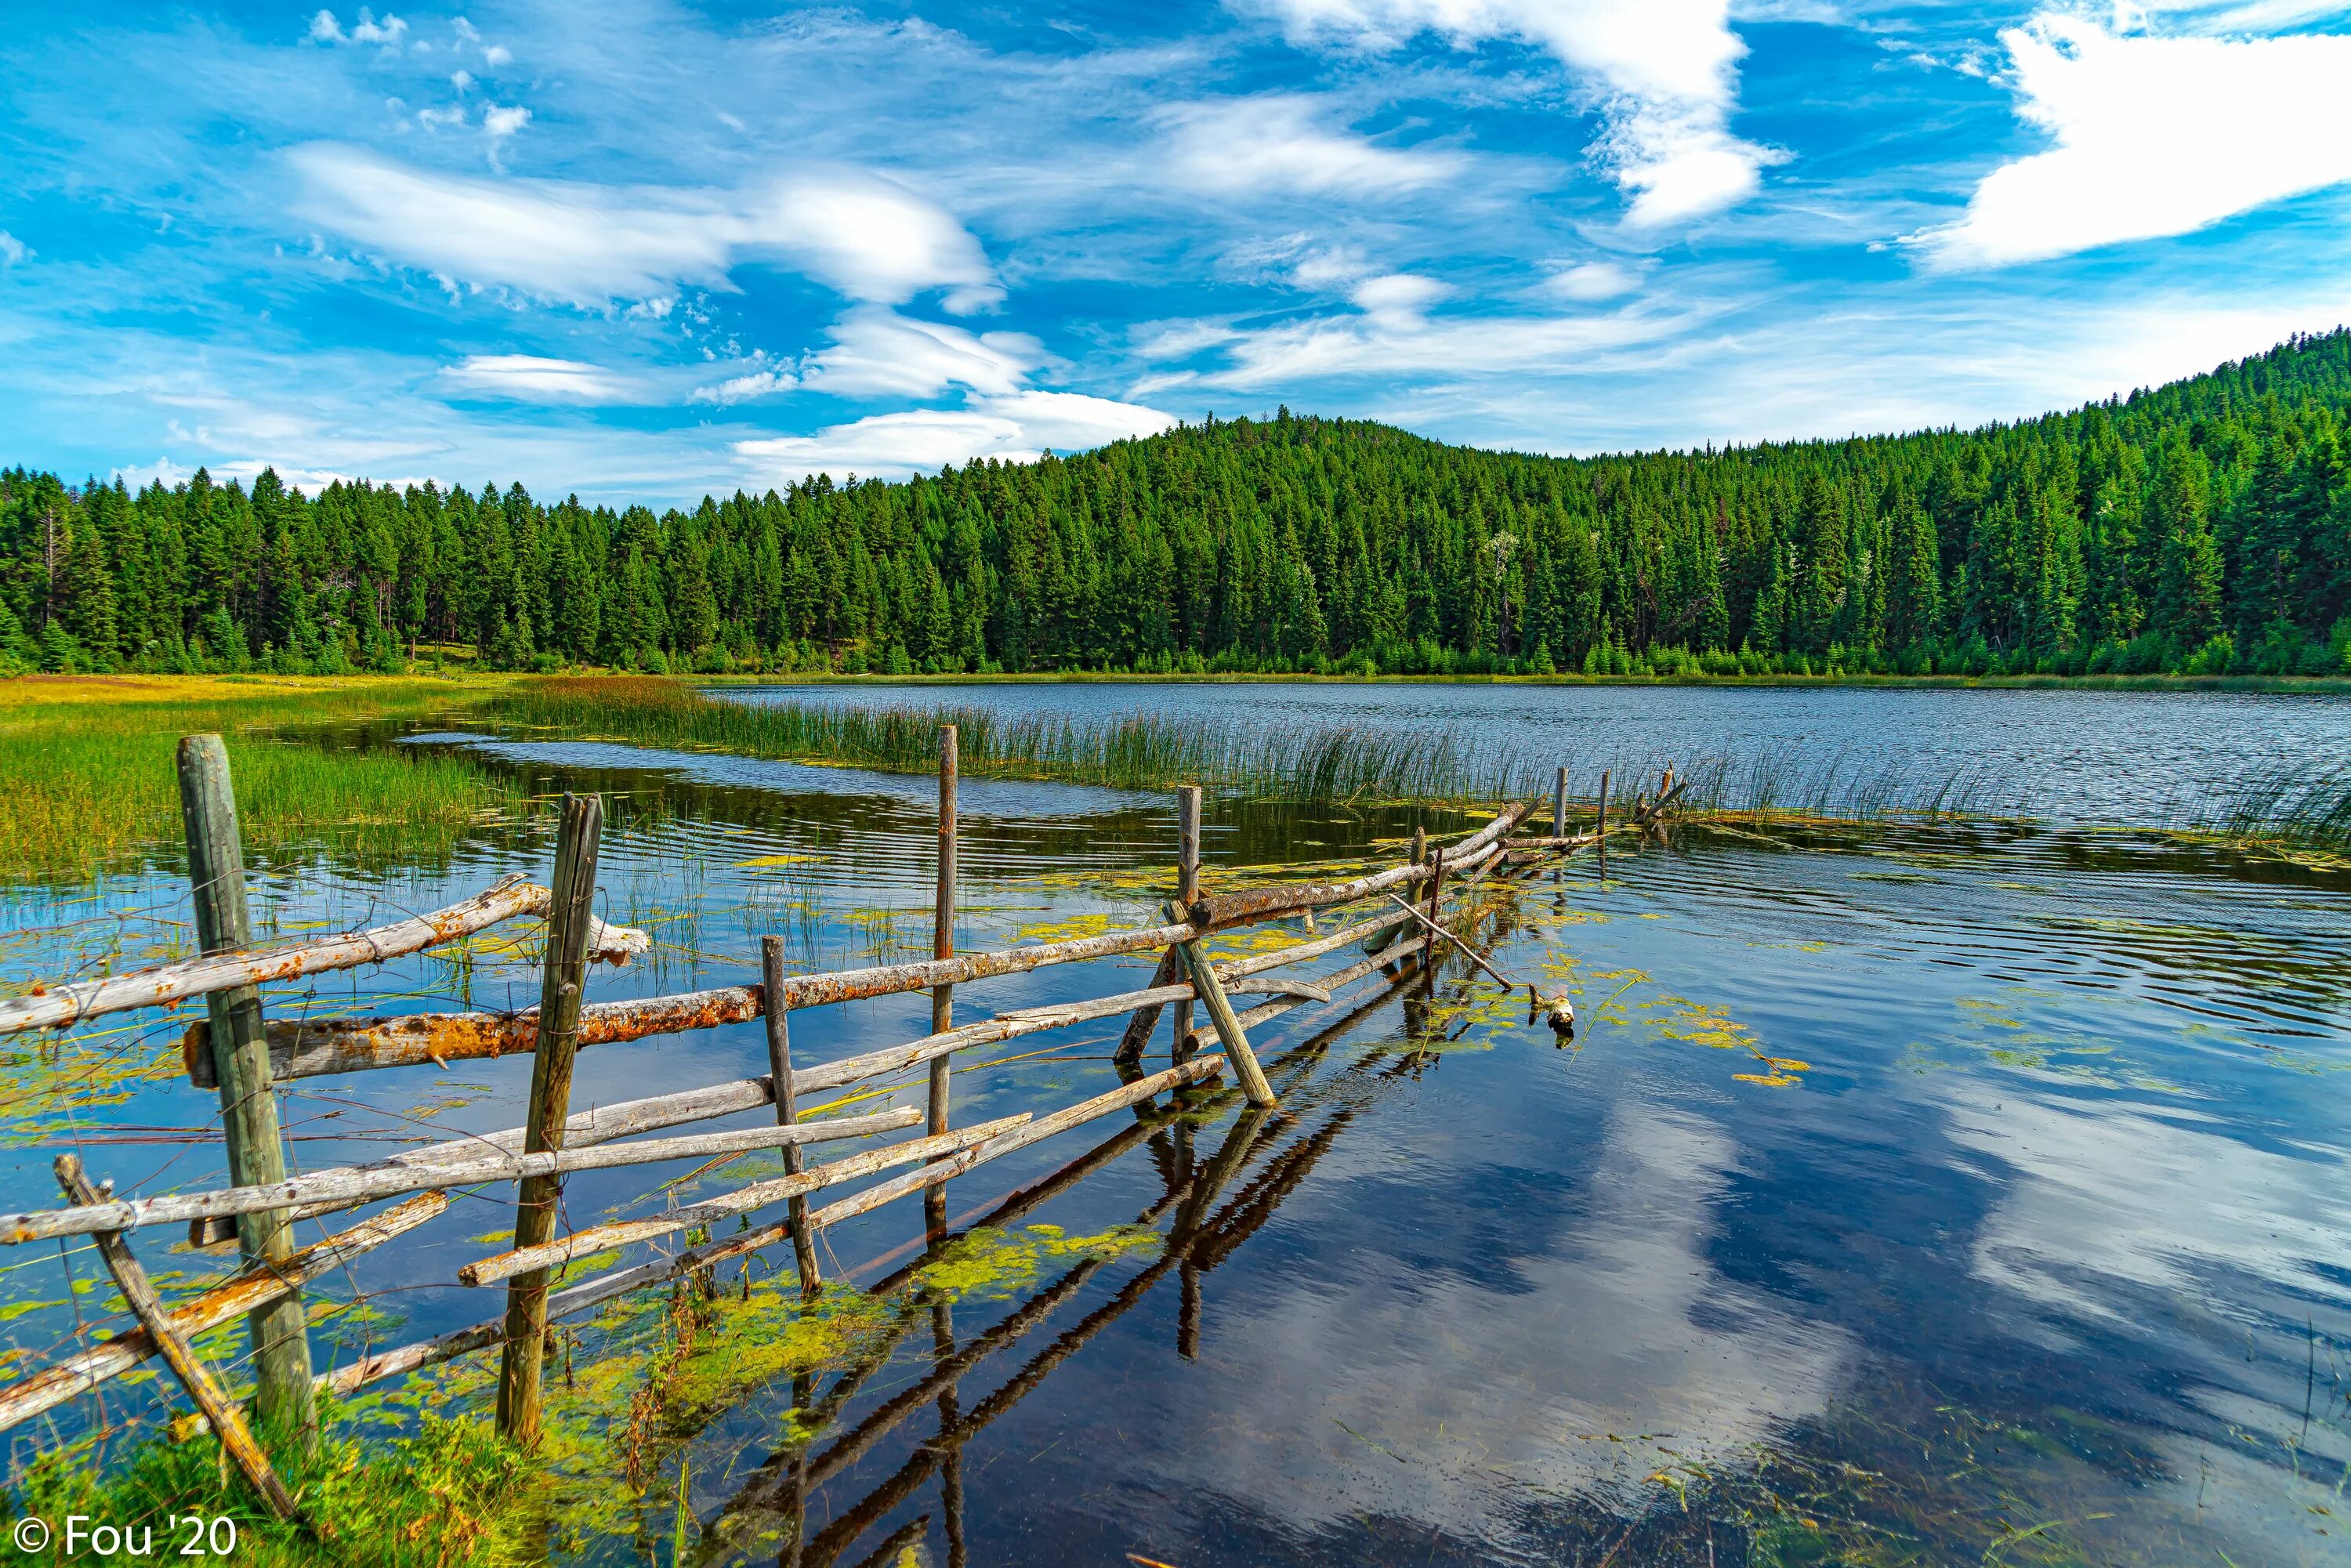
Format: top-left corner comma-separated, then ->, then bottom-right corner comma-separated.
0,676 -> 527,884
487,677 -> 1528,805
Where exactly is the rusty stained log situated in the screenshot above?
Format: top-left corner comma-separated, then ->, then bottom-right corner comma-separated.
172,810 -> 1534,1089
6,875 -> 649,1041
0,1191 -> 447,1435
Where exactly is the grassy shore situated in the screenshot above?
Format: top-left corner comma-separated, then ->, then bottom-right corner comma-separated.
0,675 -> 528,883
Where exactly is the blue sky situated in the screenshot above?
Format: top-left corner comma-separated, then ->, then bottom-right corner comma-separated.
4,2 -> 2350,502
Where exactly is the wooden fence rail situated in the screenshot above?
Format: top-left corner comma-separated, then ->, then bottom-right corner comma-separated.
0,737 -> 1658,1461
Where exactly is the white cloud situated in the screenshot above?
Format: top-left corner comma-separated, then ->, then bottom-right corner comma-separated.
450,69 -> 473,92
689,367 -> 796,406
440,354 -> 635,403
799,308 -> 1041,399
1350,270 -> 1448,322
482,104 -> 529,139
287,145 -> 1003,312
308,8 -> 406,48
0,232 -> 26,266
484,45 -> 513,67
1240,0 -> 1776,223
1156,95 -> 1469,196
1545,259 -> 1639,299
734,389 -> 1175,482
1134,288 -> 1703,394
1912,13 -> 2351,270
1291,246 -> 1375,288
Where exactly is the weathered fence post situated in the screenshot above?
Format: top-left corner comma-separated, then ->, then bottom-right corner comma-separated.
1420,846 -> 1444,996
1165,900 -> 1275,1107
1596,770 -> 1610,881
926,725 -> 958,1237
1115,784 -> 1203,1067
762,936 -> 820,1294
496,791 -> 603,1447
176,734 -> 316,1450
1171,786 -> 1201,1064
1554,766 -> 1570,838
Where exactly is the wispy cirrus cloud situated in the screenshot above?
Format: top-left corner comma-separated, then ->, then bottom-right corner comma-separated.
1911,11 -> 2351,269
286,144 -> 1004,311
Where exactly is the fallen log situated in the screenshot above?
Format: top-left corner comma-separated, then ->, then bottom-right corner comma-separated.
0,1191 -> 447,1433
0,876 -> 650,1039
0,1108 -> 922,1245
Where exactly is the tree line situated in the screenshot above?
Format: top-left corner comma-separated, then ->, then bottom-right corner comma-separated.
6,329 -> 2351,681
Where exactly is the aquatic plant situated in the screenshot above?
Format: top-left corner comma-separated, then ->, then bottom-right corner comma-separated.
487,676 -> 1534,805
0,676 -> 528,883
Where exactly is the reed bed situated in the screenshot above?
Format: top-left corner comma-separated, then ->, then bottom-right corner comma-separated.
489,677 -> 1527,805
487,678 -> 2054,829
0,676 -> 528,884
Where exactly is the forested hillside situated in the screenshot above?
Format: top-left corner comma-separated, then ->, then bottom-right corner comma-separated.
7,329 -> 2351,679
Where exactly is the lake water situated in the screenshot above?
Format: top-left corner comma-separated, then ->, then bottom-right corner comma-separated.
1,684 -> 2346,1565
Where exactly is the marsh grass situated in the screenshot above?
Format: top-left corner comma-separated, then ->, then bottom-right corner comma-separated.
490,678 -> 2048,831
0,676 -> 530,883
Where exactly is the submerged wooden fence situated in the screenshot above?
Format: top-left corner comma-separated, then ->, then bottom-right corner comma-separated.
0,728 -> 1659,1521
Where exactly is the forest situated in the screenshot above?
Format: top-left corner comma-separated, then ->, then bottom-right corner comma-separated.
5,328 -> 2351,681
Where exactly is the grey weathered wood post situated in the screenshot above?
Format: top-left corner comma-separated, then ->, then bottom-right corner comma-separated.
1596,770 -> 1611,881
1171,786 -> 1201,1065
176,734 -> 316,1450
762,935 -> 820,1294
496,791 -> 603,1447
1554,766 -> 1569,838
1165,900 -> 1275,1108
926,725 -> 958,1236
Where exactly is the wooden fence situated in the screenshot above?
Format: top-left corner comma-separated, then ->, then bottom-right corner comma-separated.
0,727 -> 1655,1523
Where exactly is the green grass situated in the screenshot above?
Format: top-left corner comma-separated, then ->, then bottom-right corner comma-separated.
0,675 -> 531,883
7,1407 -> 542,1567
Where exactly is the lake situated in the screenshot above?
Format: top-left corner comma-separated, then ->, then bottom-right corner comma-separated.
1,682 -> 2345,1565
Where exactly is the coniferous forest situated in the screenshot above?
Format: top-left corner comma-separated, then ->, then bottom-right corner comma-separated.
7,330 -> 2351,681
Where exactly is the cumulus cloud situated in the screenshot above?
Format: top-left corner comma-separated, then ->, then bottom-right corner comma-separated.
482,104 -> 530,139
1349,271 -> 1448,322
1239,0 -> 1776,223
1156,94 -> 1469,196
734,389 -> 1176,482
287,144 -> 1003,312
689,367 -> 796,406
1909,13 -> 2351,270
308,8 -> 407,48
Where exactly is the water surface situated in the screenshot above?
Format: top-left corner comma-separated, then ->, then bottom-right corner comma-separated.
0,692 -> 2344,1565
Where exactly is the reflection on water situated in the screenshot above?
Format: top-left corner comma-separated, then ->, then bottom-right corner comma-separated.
1,719 -> 2346,1566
